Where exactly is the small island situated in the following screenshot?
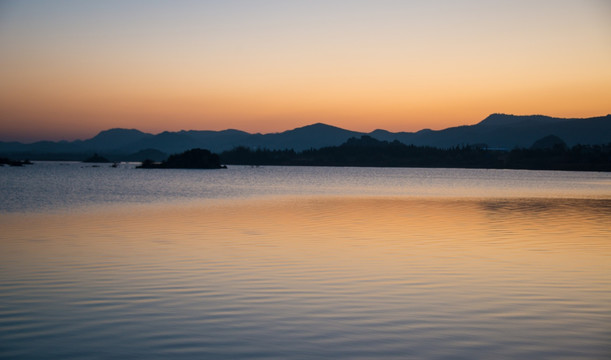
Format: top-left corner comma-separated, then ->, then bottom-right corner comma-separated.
137,148 -> 226,169
83,153 -> 110,163
0,157 -> 33,167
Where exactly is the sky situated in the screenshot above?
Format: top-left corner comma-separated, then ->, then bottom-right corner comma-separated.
0,0 -> 610,142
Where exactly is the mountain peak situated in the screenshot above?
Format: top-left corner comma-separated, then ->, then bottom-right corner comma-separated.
89,128 -> 151,142
478,113 -> 563,126
293,123 -> 343,131
284,123 -> 359,136
85,128 -> 153,150
2,114 -> 609,158
530,134 -> 567,150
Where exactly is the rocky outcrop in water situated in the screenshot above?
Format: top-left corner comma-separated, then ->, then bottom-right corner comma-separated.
83,153 -> 110,163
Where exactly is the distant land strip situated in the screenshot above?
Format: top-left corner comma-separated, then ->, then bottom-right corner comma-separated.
216,136 -> 611,172
1,114 -> 610,160
1,114 -> 610,171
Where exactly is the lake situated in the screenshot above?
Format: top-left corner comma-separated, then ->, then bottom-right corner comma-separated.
1,163 -> 610,359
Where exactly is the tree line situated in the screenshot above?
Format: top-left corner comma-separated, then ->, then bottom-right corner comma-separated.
219,136 -> 611,171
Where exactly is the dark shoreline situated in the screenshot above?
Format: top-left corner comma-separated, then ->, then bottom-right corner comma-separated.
218,137 -> 611,172
3,136 -> 610,172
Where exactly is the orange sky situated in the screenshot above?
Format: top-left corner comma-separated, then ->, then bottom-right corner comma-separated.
0,0 -> 610,142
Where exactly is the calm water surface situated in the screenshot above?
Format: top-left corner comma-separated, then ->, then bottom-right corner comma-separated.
1,163 -> 610,359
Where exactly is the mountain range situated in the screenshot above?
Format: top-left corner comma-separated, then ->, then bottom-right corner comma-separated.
1,114 -> 609,161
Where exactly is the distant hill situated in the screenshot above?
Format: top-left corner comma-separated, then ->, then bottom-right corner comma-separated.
238,123 -> 363,151
84,128 -> 153,151
530,135 -> 567,150
1,114 -> 609,160
370,114 -> 611,149
123,148 -> 167,162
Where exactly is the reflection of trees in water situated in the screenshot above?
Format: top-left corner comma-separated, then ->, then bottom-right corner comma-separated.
479,198 -> 611,220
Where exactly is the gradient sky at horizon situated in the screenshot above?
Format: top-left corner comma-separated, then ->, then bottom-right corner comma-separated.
1,0 -> 610,142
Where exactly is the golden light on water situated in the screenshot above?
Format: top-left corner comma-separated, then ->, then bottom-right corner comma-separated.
3,197 -> 609,290
2,180 -> 610,358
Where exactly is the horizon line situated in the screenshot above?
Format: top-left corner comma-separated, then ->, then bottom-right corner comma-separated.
3,112 -> 610,144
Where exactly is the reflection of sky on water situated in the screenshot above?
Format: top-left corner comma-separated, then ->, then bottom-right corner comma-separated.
1,163 -> 610,213
1,196 -> 610,359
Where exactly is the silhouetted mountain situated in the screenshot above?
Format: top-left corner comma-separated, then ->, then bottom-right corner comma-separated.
371,114 -> 611,149
84,128 -> 153,151
115,129 -> 252,154
478,113 -> 563,127
123,148 -> 167,162
117,124 -> 358,154
120,131 -> 201,154
1,114 -> 609,160
180,129 -> 252,152
368,129 -> 401,142
530,135 -> 567,150
19,140 -> 84,153
239,123 -> 363,151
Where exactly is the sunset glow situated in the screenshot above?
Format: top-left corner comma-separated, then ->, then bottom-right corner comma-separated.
1,0 -> 610,141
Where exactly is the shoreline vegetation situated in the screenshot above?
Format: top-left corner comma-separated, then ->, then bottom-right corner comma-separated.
0,157 -> 32,167
137,148 -> 226,169
218,136 -> 611,172
3,136 -> 610,172
133,135 -> 610,172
